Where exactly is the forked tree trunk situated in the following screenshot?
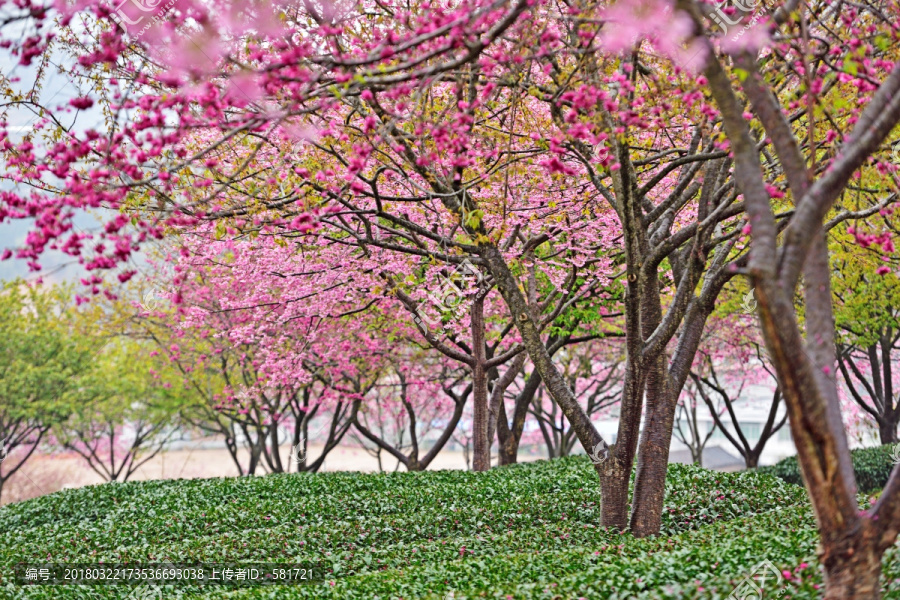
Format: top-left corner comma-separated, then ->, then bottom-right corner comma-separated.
496,400 -> 524,465
496,370 -> 541,466
689,19 -> 900,597
498,434 -> 519,465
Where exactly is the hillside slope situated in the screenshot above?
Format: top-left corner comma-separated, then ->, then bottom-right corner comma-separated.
1,457 -> 897,599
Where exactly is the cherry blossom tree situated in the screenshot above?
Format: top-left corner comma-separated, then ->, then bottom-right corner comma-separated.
0,0 -> 774,536
671,0 -> 900,593
528,340 -> 623,458
131,231 -> 385,474
0,0 -> 536,279
4,6 -> 900,595
834,251 -> 900,444
351,355 -> 472,471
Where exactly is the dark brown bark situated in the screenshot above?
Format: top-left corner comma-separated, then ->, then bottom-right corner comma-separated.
388,272 -> 530,471
880,423 -> 898,445
480,241 -> 634,521
628,217 -> 726,535
577,87 -> 739,533
497,404 -> 522,465
625,181 -> 669,536
599,460 -> 630,529
489,351 -> 527,465
601,129 -> 650,531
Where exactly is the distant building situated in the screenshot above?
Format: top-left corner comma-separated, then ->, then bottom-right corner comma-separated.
668,446 -> 745,471
590,379 -> 880,469
591,383 -> 799,469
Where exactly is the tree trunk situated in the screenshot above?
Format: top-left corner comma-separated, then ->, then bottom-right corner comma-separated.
630,356 -> 674,537
247,439 -> 261,476
822,532 -> 883,600
626,220 -> 689,536
498,432 -> 519,465
497,370 -> 541,465
471,296 -> 490,472
629,419 -> 675,536
600,277 -> 647,531
479,244 -> 607,460
600,459 -> 631,528
879,420 -> 898,445
690,26 -> 900,600
496,401 -> 519,465
269,425 -> 284,473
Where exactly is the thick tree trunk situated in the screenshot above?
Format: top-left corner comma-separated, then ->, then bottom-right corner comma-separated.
630,287 -> 719,535
601,365 -> 644,530
600,460 -> 631,528
598,122 -> 652,531
691,26 -> 900,600
629,356 -> 675,537
628,238 -> 671,537
498,431 -> 519,465
471,296 -> 491,472
600,257 -> 649,530
822,532 -> 883,600
879,420 -> 898,445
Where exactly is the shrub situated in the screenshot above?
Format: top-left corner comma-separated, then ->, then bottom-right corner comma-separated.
759,444 -> 899,493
